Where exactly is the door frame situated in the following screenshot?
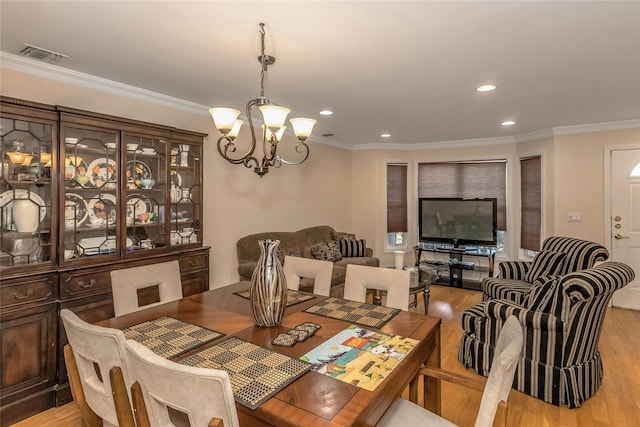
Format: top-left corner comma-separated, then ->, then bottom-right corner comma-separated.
603,144 -> 640,251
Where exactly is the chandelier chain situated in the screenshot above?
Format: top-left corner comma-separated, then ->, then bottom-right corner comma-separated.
259,22 -> 266,98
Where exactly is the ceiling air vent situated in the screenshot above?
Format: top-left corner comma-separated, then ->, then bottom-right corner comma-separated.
18,44 -> 68,63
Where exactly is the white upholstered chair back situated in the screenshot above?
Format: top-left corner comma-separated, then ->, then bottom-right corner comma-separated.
60,309 -> 135,427
474,315 -> 523,427
125,340 -> 240,427
378,315 -> 523,427
110,260 -> 183,316
344,264 -> 411,311
283,255 -> 334,296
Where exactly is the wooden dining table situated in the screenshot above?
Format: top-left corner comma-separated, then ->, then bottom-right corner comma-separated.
98,281 -> 441,427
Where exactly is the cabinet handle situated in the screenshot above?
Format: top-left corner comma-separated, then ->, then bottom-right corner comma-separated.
78,279 -> 96,289
12,289 -> 34,300
188,260 -> 199,267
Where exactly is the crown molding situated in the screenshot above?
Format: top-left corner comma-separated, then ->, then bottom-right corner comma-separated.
3,51 -> 638,152
353,135 -> 517,151
1,52 -> 209,115
1,51 -> 353,150
552,119 -> 640,136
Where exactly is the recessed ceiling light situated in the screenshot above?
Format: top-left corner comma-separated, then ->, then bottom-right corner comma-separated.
380,133 -> 391,138
501,120 -> 516,126
319,110 -> 333,116
476,84 -> 496,92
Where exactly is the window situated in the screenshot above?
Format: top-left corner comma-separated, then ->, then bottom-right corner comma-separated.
386,163 -> 408,249
520,156 -> 541,252
418,160 -> 507,251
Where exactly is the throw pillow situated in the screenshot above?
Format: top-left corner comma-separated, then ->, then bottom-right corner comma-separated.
524,276 -> 559,311
337,238 -> 367,257
310,241 -> 343,262
334,232 -> 356,241
524,250 -> 567,283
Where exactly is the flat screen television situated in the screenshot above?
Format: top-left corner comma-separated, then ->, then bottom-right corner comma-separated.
418,198 -> 497,247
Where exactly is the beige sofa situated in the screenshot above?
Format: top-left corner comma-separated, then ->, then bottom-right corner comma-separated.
236,225 -> 379,297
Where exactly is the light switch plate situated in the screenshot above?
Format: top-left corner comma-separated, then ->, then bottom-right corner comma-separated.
567,212 -> 583,222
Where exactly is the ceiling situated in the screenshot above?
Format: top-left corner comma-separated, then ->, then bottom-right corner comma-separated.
1,1 -> 639,147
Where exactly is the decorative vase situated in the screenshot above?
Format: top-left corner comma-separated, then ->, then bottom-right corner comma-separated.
13,199 -> 39,232
249,239 -> 287,326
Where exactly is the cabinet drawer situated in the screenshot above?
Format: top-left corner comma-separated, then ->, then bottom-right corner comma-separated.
0,276 -> 57,310
179,252 -> 208,272
60,270 -> 112,300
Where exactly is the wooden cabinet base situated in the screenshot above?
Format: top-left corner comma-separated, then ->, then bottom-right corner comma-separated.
0,387 -> 56,427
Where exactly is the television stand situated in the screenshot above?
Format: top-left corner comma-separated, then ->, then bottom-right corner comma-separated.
414,245 -> 495,289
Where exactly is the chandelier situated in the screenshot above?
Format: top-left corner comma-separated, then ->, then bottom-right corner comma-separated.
209,23 -> 317,177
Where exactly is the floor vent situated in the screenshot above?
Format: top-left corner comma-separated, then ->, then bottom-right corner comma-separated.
18,44 -> 68,63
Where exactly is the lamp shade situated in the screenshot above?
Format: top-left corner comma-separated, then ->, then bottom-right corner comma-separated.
209,108 -> 241,134
259,105 -> 290,128
262,125 -> 286,142
289,118 -> 317,140
227,120 -> 243,139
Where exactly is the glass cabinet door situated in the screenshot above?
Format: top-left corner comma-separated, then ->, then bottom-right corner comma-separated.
123,134 -> 167,253
169,139 -> 201,247
0,113 -> 55,269
61,125 -> 119,262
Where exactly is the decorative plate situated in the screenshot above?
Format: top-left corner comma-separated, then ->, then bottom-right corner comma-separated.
126,194 -> 152,223
64,158 -> 88,181
87,193 -> 117,226
126,160 -> 152,187
64,193 -> 89,225
0,189 -> 48,225
87,158 -> 117,188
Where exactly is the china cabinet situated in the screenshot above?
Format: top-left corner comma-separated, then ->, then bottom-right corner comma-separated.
0,96 -> 209,425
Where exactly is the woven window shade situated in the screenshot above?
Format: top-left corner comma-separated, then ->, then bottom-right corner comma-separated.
387,164 -> 408,233
520,156 -> 542,251
418,161 -> 507,230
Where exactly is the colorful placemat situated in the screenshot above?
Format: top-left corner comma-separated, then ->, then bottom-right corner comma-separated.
300,324 -> 419,391
303,297 -> 400,329
177,336 -> 311,409
122,316 -> 225,359
234,288 -> 315,307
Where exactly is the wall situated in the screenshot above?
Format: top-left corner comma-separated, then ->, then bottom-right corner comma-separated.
352,127 -> 640,268
553,128 -> 640,243
0,67 -> 354,288
4,66 -> 638,285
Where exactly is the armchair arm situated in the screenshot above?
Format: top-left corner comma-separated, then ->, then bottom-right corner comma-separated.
497,261 -> 532,280
237,262 -> 256,280
484,299 -> 564,332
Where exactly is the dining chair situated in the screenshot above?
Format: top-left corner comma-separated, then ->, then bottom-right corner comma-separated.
125,339 -> 240,427
343,264 -> 411,311
377,315 -> 524,427
283,255 -> 334,296
60,309 -> 136,427
110,260 -> 183,316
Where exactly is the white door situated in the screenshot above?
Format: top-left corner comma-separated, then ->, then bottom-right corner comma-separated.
610,148 -> 640,310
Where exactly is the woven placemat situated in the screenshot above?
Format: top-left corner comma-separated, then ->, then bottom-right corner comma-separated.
234,288 -> 315,307
122,316 -> 225,359
178,336 -> 311,410
303,297 -> 400,329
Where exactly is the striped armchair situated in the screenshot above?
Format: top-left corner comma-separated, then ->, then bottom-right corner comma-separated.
482,236 -> 609,304
459,261 -> 635,408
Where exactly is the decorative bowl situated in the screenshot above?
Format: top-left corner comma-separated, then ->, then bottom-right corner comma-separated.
141,178 -> 155,189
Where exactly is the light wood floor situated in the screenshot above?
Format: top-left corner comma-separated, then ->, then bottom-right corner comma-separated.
11,285 -> 640,427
